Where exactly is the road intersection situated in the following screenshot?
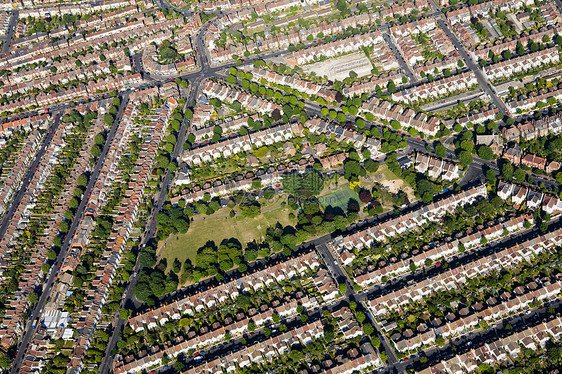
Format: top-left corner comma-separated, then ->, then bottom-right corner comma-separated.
3,1 -> 559,373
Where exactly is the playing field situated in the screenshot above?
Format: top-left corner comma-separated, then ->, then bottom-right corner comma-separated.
157,203 -> 296,265
318,187 -> 362,211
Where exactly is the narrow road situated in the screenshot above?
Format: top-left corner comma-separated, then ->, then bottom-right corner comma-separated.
315,241 -> 402,372
426,1 -> 508,116
44,2 -> 556,373
10,94 -> 130,374
383,32 -> 417,83
98,79 -> 202,374
0,113 -> 61,244
1,10 -> 18,54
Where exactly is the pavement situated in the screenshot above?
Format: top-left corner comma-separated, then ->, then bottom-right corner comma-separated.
97,71 -> 204,374
419,88 -> 485,113
314,241 -> 402,369
406,137 -> 560,191
403,297 -> 562,372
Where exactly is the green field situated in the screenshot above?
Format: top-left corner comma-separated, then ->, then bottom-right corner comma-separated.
318,187 -> 361,210
158,203 -> 296,266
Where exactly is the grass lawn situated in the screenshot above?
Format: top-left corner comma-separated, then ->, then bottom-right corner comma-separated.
318,187 -> 361,211
157,198 -> 296,266
159,165 -> 416,271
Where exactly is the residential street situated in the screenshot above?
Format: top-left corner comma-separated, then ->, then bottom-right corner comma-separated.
1,10 -> 18,54
4,0 -> 562,372
425,0 -> 509,116
10,95 -> 131,374
98,75 -> 203,373
0,114 -> 62,248
382,32 -> 417,84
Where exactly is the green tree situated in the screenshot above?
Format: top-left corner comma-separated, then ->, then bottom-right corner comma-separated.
477,145 -> 495,160
338,283 -> 347,294
119,309 -> 131,320
94,133 -> 105,145
387,80 -> 397,94
138,251 -> 156,268
501,162 -> 513,180
248,321 -> 256,331
0,352 -> 11,370
460,139 -> 473,152
364,159 -> 379,173
174,361 -> 184,371
28,291 -> 38,305
486,169 -> 496,187
514,168 -> 526,183
41,263 -> 50,274
362,323 -> 374,336
59,221 -> 69,233
324,326 -> 335,342
47,249 -> 57,261
236,294 -> 252,310
103,113 -> 114,126
289,349 -> 304,362
435,143 -> 447,158
77,174 -> 88,187
91,145 -> 101,158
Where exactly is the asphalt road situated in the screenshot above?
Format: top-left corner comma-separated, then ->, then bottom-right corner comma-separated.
1,10 -> 18,54
358,213 -> 562,306
10,94 -> 131,374
6,3 -> 560,373
0,113 -> 62,250
407,137 -> 560,191
97,74 -> 204,374
162,298 -> 354,374
0,91 -> 119,129
383,32 -> 417,84
350,216 -> 562,373
427,6 -> 508,116
3,15 -> 298,371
